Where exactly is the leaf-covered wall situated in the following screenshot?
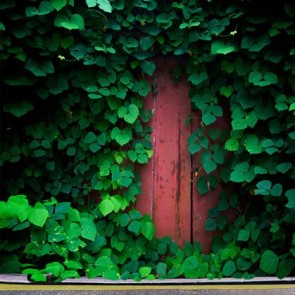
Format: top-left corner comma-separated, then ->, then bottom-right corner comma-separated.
0,0 -> 294,281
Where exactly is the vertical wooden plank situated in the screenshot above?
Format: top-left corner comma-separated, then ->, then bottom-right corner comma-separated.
191,112 -> 230,253
137,58 -> 192,246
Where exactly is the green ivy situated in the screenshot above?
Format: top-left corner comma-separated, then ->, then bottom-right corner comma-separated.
0,0 -> 294,281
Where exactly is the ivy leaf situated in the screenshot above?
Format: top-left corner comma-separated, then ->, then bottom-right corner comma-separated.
133,80 -> 151,97
277,162 -> 292,174
68,208 -> 81,222
167,264 -> 183,279
188,140 -> 201,154
117,176 -> 132,188
221,61 -> 235,73
200,150 -> 217,174
4,100 -> 34,117
118,106 -> 127,118
47,77 -> 68,94
84,132 -> 97,144
98,0 -> 112,13
141,221 -> 156,240
103,270 -> 120,280
285,189 -> 295,209
277,259 -> 294,279
220,86 -> 234,98
156,262 -> 167,278
116,130 -> 132,146
286,189 -> 295,199
29,273 -> 47,283
137,154 -> 148,164
197,176 -> 209,195
241,34 -> 271,52
54,13 -> 85,30
188,72 -> 208,86
28,202 -> 49,227
26,7 -> 39,17
124,104 -> 139,124
254,180 -> 272,196
237,229 -> 250,241
119,213 -> 131,227
89,143 -> 100,153
80,214 -> 97,241
99,198 -> 115,216
139,266 -> 152,278
140,36 -> 154,51
111,127 -> 132,146
140,60 -> 156,76
128,220 -> 142,235
86,0 -> 97,7
52,0 -> 67,10
211,40 -> 237,55
230,162 -> 250,183
243,134 -> 262,154
44,262 -> 65,277
232,118 -> 247,130
25,58 -> 47,76
270,183 -> 282,197
260,250 -> 279,274
248,71 -> 278,86
127,150 -> 137,162
182,256 -> 199,278
26,2 -> 54,17
213,149 -> 225,165
61,270 -> 80,280
222,261 -> 237,276
225,138 -> 240,151
38,1 -> 54,15
97,133 -> 106,145
205,218 -> 217,231
202,110 -> 217,126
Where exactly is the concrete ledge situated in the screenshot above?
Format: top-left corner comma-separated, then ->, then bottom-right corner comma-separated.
1,274 -> 295,285
0,275 -> 294,295
0,284 -> 294,295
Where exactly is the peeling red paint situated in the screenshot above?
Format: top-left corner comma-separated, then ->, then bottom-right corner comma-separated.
137,58 -> 191,246
137,58 -> 231,250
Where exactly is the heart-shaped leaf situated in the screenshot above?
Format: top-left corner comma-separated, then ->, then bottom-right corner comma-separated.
55,13 -> 84,30
140,36 -> 154,51
124,104 -> 139,124
211,40 -> 237,55
28,202 -> 49,227
260,250 -> 279,274
141,221 -> 156,240
225,138 -> 240,151
140,60 -> 156,76
249,71 -> 278,86
98,0 -> 112,13
4,100 -> 34,117
111,127 -> 132,146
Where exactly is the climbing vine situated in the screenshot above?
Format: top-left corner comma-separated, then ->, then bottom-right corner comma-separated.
0,0 -> 294,281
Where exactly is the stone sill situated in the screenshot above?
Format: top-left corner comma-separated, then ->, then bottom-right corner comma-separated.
0,274 -> 294,285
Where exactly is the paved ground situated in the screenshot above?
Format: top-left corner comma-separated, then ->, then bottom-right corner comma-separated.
0,285 -> 295,295
0,290 -> 295,295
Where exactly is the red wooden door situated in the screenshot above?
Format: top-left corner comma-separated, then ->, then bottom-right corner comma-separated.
137,58 -> 192,245
136,58 -> 223,252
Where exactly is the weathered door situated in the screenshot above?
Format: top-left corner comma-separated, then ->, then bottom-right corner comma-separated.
136,58 -> 225,252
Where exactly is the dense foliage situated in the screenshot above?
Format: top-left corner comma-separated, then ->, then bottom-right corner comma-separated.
0,0 -> 294,281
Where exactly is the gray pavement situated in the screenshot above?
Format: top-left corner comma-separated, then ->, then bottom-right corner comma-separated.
0,290 -> 295,295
